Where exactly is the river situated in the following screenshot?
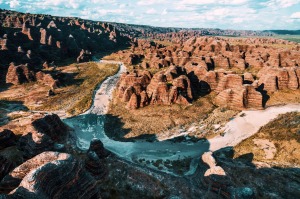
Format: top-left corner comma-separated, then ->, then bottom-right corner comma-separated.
63,60 -> 300,176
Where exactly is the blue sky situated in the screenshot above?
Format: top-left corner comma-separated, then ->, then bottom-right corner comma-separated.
1,0 -> 300,30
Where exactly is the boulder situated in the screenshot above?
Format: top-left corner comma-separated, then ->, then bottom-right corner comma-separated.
87,138 -> 109,159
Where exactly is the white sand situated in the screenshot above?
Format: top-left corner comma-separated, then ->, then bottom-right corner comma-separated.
83,60 -> 126,115
209,104 -> 300,151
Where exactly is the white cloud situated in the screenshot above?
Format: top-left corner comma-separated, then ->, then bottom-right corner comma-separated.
179,0 -> 248,5
162,9 -> 168,15
232,18 -> 244,23
146,8 -> 157,14
291,12 -> 300,19
262,0 -> 300,8
38,0 -> 83,9
9,0 -> 20,8
119,3 -> 127,8
3,0 -> 300,30
137,0 -> 162,6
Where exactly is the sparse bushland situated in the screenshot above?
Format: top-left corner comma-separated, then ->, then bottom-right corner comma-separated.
38,62 -> 119,116
234,112 -> 300,166
266,89 -> 300,107
0,62 -> 119,117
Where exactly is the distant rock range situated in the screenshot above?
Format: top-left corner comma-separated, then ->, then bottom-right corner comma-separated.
0,9 -> 131,80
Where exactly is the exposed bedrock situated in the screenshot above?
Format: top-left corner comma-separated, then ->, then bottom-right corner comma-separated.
0,152 -> 101,199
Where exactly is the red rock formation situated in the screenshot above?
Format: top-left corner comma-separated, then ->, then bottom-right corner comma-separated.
243,72 -> 255,83
40,28 -> 47,45
126,93 -> 139,109
216,74 -> 243,93
258,67 -> 300,92
6,63 -> 35,85
213,55 -> 230,69
215,85 -> 263,110
36,71 -> 59,89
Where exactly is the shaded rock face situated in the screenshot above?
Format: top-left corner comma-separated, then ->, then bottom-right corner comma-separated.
31,114 -> 68,142
87,138 -> 109,159
17,114 -> 69,159
85,151 -> 106,180
17,132 -> 54,159
0,130 -> 16,150
0,156 -> 14,182
0,152 -> 101,199
0,9 -> 131,86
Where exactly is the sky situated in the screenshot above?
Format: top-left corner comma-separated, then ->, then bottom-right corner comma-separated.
1,0 -> 300,30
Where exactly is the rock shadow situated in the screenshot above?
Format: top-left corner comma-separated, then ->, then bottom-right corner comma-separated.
256,83 -> 270,107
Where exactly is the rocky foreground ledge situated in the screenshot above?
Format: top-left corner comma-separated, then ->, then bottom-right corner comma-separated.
0,113 -> 299,199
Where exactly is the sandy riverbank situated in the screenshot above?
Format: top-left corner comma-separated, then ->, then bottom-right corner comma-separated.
209,104 -> 300,151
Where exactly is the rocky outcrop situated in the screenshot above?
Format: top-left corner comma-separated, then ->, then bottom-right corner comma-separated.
0,9 -> 131,81
216,74 -> 243,93
87,138 -> 109,159
0,152 -> 101,198
35,71 -> 59,88
17,114 -> 69,158
202,152 -> 226,177
6,63 -> 35,85
215,85 -> 263,110
77,49 -> 92,63
31,114 -> 69,142
17,132 -> 54,159
0,130 -> 16,150
85,151 -> 106,180
257,67 -> 300,93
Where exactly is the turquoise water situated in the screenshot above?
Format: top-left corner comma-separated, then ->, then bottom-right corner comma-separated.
63,114 -> 209,175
